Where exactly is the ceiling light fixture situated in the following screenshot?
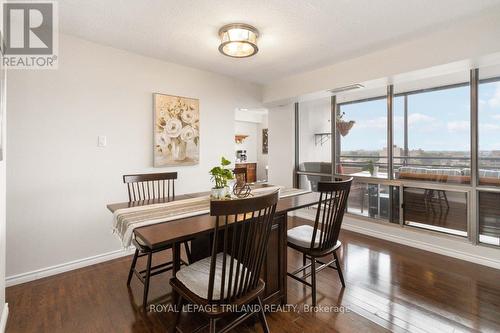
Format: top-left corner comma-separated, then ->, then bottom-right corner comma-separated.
218,23 -> 259,58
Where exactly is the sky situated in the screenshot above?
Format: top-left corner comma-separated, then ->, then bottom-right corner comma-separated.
339,81 -> 500,152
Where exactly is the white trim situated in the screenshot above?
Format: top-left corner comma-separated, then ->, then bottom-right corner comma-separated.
0,303 -> 8,333
293,210 -> 500,270
6,248 -> 134,287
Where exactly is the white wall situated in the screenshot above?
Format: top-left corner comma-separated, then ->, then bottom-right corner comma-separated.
263,9 -> 500,104
6,34 -> 262,280
0,65 -> 6,325
298,98 -> 331,164
234,121 -> 258,163
267,104 -> 294,188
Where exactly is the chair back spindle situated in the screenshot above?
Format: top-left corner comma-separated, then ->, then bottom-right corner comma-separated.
123,172 -> 177,202
207,191 -> 278,303
310,178 -> 352,252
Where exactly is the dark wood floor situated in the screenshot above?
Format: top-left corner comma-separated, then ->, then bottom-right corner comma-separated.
6,217 -> 500,333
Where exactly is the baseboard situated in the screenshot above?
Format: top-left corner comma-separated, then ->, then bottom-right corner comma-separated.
0,303 -> 8,333
293,210 -> 500,270
6,248 -> 134,287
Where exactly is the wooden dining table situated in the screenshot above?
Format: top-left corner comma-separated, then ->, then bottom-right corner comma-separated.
107,187 -> 320,305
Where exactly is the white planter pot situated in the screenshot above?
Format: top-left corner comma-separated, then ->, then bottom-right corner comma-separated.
211,187 -> 231,200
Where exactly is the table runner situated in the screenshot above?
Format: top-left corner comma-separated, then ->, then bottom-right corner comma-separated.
112,186 -> 310,248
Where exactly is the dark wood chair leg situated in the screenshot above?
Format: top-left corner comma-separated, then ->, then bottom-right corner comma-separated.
209,318 -> 216,333
257,296 -> 270,333
183,241 -> 192,264
333,251 -> 345,287
127,249 -> 139,286
142,251 -> 153,310
302,253 -> 307,267
311,258 -> 317,307
172,295 -> 184,333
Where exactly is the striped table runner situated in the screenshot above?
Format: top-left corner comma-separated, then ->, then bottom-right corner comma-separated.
112,187 -> 310,248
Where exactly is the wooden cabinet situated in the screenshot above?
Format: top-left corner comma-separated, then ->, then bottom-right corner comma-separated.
235,162 -> 257,183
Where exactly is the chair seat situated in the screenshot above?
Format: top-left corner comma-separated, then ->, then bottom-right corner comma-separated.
287,225 -> 341,250
176,253 -> 249,300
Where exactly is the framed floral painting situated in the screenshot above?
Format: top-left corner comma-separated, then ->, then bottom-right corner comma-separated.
154,93 -> 199,167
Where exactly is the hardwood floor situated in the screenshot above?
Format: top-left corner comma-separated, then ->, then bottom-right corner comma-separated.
6,217 -> 500,333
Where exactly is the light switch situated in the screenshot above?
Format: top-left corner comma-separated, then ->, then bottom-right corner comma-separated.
98,135 -> 107,147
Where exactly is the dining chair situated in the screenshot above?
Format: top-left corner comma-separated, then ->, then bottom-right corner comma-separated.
170,191 -> 279,333
287,178 -> 352,306
123,172 -> 192,310
233,167 -> 247,185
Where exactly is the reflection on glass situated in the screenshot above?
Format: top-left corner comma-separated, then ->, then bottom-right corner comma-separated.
298,173 -> 332,193
403,187 -> 467,236
347,182 -> 390,220
478,79 -> 500,186
393,85 -> 470,184
338,98 -> 388,178
390,186 -> 400,224
479,191 -> 500,246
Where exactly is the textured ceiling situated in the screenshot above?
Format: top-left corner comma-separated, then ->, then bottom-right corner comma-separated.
59,0 -> 500,84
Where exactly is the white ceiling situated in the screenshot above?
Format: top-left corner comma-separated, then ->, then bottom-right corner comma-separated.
59,0 -> 500,84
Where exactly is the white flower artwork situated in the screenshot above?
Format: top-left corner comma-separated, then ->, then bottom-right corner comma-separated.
154,93 -> 200,166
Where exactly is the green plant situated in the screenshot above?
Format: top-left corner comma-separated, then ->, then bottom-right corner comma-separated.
363,160 -> 375,175
209,156 -> 234,189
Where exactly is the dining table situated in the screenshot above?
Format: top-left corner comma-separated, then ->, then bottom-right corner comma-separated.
107,185 -> 321,305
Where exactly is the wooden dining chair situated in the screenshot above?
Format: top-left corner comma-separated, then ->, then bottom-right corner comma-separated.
123,172 -> 191,310
287,178 -> 352,306
233,167 -> 247,185
170,191 -> 279,333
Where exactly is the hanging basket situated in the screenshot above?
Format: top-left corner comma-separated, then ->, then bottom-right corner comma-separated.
337,120 -> 355,137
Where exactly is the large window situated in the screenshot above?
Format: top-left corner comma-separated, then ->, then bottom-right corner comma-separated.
394,82 -> 471,184
403,187 -> 468,236
338,98 -> 388,178
478,75 -> 500,187
294,67 -> 500,246
336,87 -> 388,179
479,191 -> 500,246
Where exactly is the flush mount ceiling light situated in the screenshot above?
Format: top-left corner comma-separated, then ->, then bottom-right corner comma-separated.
218,23 -> 259,58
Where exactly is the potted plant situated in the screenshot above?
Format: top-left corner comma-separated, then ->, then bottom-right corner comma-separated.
336,110 -> 355,137
363,160 -> 379,177
209,156 -> 234,199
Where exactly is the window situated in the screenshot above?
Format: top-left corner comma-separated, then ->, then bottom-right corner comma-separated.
347,182 -> 399,223
292,67 -> 500,247
394,81 -> 470,184
336,88 -> 388,179
479,191 -> 500,246
403,187 -> 468,236
478,70 -> 500,187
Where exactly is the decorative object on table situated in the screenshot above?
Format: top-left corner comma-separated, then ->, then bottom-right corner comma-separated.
336,109 -> 355,137
154,93 -> 199,167
233,182 -> 252,198
234,134 -> 248,144
262,128 -> 268,154
209,156 -> 234,200
363,160 -> 379,177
